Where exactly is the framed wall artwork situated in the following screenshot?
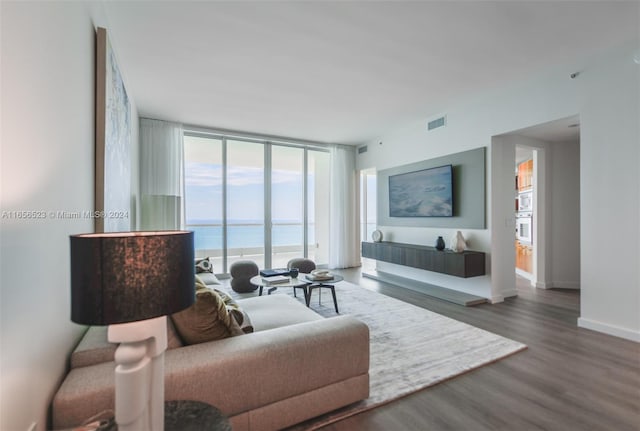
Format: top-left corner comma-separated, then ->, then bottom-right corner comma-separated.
377,147 -> 486,229
95,27 -> 131,233
388,164 -> 453,217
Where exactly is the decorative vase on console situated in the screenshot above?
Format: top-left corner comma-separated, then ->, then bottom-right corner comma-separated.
450,230 -> 467,253
435,236 -> 446,251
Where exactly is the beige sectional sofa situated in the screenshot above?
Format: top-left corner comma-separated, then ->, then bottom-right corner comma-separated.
52,294 -> 370,431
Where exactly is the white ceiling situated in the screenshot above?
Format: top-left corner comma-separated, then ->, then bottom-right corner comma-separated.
510,114 -> 579,164
103,1 -> 639,145
511,115 -> 580,144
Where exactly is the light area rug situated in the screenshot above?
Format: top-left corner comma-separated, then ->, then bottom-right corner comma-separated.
236,281 -> 527,430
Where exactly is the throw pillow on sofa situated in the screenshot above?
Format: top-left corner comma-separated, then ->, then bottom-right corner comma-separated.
171,286 -> 244,345
194,273 -> 208,288
195,256 -> 214,273
216,288 -> 254,334
195,257 -> 221,285
197,272 -> 221,286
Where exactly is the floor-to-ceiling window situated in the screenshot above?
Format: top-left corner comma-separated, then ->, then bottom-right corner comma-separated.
271,145 -> 304,268
184,131 -> 329,274
183,135 -> 224,268
226,139 -> 266,268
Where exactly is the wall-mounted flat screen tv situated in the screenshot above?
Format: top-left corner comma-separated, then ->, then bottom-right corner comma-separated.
389,164 -> 453,217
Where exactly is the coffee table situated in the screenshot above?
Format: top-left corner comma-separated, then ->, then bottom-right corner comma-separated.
250,274 -> 311,301
250,274 -> 343,313
302,274 -> 343,313
61,400 -> 230,431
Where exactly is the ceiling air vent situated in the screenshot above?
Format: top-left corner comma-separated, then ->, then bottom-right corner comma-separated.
358,145 -> 368,154
427,115 -> 447,131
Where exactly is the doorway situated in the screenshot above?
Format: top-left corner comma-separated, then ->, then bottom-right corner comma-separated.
515,147 -> 534,280
492,115 -> 581,300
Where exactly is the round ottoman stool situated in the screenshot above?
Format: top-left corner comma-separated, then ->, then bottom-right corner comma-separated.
287,258 -> 316,274
230,260 -> 259,293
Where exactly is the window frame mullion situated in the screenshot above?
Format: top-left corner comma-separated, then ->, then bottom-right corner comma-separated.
264,142 -> 272,269
303,148 -> 309,258
222,137 -> 228,273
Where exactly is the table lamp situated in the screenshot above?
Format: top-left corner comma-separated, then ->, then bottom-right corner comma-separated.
70,231 -> 195,431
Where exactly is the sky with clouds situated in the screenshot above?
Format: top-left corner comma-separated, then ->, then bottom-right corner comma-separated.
185,161 -> 314,223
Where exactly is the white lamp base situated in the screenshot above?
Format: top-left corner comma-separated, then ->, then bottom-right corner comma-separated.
108,315 -> 168,431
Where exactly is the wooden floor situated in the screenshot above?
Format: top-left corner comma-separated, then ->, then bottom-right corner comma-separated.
324,267 -> 640,431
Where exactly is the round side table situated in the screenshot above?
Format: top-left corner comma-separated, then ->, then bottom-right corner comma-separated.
165,400 -> 231,431
66,401 -> 231,431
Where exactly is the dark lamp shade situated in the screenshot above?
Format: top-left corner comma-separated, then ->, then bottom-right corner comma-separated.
70,231 -> 195,325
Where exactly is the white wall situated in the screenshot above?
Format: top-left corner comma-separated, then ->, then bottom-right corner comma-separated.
543,138 -> 581,289
358,62 -> 580,302
0,2 -> 139,430
358,44 -> 639,340
577,47 -> 640,341
490,136 -> 518,301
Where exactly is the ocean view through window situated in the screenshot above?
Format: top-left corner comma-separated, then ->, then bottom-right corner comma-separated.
184,132 -> 329,273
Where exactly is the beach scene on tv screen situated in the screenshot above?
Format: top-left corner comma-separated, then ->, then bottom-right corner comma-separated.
389,165 -> 453,217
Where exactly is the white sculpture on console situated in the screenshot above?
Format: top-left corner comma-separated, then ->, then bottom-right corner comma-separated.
451,230 -> 467,253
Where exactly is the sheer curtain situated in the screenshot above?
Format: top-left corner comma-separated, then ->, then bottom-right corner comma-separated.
140,118 -> 184,230
329,145 -> 360,268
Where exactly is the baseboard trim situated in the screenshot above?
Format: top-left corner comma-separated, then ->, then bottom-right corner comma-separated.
490,295 -> 504,304
501,289 -> 518,298
533,281 -> 580,290
515,268 -> 533,280
577,317 -> 640,342
515,270 -> 580,290
551,281 -> 580,289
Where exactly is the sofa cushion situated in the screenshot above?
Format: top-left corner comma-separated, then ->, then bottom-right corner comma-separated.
166,316 -> 184,349
70,319 -> 183,369
228,307 -> 254,334
215,289 -> 254,333
70,326 -> 114,369
171,287 -> 244,345
195,257 -> 221,285
197,272 -> 221,286
238,295 -> 323,332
